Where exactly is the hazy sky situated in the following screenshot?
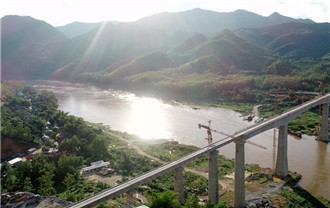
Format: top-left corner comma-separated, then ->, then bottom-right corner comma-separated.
1,0 -> 329,26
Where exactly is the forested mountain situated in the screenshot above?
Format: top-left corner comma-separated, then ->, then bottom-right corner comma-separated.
1,9 -> 329,101
51,22 -> 190,79
56,21 -> 103,38
135,8 -> 314,36
235,22 -> 330,59
1,15 -> 66,79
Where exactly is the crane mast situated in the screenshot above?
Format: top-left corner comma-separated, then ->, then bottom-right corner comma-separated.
198,120 -> 213,144
198,120 -> 267,149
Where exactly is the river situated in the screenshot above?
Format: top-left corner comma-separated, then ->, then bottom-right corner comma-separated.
30,80 -> 330,199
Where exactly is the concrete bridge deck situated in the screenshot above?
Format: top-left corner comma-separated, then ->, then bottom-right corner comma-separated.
68,93 -> 329,208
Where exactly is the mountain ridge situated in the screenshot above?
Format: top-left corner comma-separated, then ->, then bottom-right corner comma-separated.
1,9 -> 326,81
56,21 -> 103,38
1,15 -> 66,79
135,8 -> 314,36
235,22 -> 330,59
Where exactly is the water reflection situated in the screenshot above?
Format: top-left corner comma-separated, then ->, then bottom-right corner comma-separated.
303,141 -> 329,195
30,80 -> 330,199
126,97 -> 172,139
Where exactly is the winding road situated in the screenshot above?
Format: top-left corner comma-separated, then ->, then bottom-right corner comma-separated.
104,130 -> 230,197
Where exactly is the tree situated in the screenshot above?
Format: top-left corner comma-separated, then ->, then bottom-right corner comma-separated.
59,136 -> 83,154
38,172 -> 56,196
23,177 -> 35,192
3,165 -> 17,191
50,110 -> 68,126
29,116 -> 46,137
33,90 -> 58,119
122,152 -> 132,176
88,135 -> 109,160
56,155 -> 83,182
21,86 -> 37,99
205,202 -> 214,208
63,173 -> 75,190
14,161 -> 32,189
215,201 -> 227,208
31,154 -> 55,187
183,195 -> 201,208
150,190 -> 181,208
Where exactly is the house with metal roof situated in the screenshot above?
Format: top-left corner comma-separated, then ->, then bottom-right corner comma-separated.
81,160 -> 110,175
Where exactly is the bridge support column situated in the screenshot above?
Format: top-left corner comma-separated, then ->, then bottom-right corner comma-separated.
318,103 -> 329,142
275,125 -> 289,178
208,150 -> 219,205
234,139 -> 245,208
174,165 -> 184,204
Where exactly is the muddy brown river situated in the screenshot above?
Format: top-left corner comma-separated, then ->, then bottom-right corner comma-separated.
30,80 -> 330,199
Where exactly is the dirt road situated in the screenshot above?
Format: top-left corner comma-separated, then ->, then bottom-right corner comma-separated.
253,105 -> 262,117
104,130 -> 230,196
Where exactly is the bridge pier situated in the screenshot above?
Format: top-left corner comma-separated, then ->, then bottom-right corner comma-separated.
174,165 -> 185,204
275,125 -> 289,178
318,103 -> 329,142
208,150 -> 219,205
234,139 -> 245,208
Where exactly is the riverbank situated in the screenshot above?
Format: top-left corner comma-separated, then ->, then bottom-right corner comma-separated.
90,122 -> 330,207
30,80 -> 330,200
26,79 -> 321,136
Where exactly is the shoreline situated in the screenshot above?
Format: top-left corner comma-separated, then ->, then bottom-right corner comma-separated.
27,79 -> 330,200
90,122 -> 330,206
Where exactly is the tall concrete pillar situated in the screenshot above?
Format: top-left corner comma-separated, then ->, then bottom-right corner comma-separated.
174,165 -> 184,204
319,103 -> 329,142
208,150 -> 219,205
275,125 -> 289,178
234,139 -> 245,208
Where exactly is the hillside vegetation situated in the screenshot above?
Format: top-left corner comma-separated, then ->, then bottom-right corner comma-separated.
235,22 -> 330,59
1,11 -> 329,135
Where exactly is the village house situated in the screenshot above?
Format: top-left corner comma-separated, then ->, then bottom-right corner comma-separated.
81,160 -> 110,175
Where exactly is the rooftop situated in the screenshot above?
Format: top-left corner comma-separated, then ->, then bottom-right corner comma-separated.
8,157 -> 22,165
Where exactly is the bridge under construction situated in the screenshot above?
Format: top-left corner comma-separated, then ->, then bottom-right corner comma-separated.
68,93 -> 330,208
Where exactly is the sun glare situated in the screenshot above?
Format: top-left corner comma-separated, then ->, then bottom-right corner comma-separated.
126,97 -> 171,139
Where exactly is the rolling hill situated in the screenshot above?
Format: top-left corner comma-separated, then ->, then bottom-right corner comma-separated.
1,15 -> 66,79
51,22 -> 191,79
1,9 -> 327,89
235,22 -> 330,59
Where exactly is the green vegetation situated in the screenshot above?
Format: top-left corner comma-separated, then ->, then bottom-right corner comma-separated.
0,154 -> 108,202
2,14 -> 330,207
207,100 -> 254,115
2,83 -> 328,208
1,86 -> 58,145
136,140 -> 199,162
186,155 -> 235,179
270,187 -> 330,208
147,190 -> 227,208
149,190 -> 181,208
1,86 -> 229,207
126,135 -> 236,179
288,111 -> 320,135
0,87 -> 160,202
